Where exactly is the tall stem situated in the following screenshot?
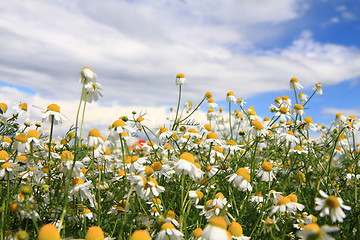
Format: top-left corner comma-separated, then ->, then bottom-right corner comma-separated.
172,85 -> 182,131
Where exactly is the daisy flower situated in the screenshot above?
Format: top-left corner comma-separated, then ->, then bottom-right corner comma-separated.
261,217 -> 280,233
42,104 -> 67,125
130,230 -> 151,240
37,224 -> 60,240
87,129 -> 104,147
201,217 -> 230,240
80,67 -> 97,84
170,152 -> 203,181
69,177 -> 96,208
176,73 -> 187,85
298,92 -> 308,104
228,168 -> 252,192
228,221 -> 250,240
156,222 -> 184,240
313,83 -> 323,95
270,196 -> 304,216
297,223 -> 339,240
226,91 -> 236,103
315,190 -> 351,223
14,133 -> 29,153
207,98 -> 218,108
290,77 -> 303,90
189,228 -> 203,240
188,190 -> 204,205
293,104 -> 304,116
256,162 -> 275,182
83,82 -> 103,103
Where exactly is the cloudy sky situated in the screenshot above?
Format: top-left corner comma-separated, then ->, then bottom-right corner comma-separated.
1,0 -> 360,135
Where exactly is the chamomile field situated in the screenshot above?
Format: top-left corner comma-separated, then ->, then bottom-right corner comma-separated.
0,67 -> 359,240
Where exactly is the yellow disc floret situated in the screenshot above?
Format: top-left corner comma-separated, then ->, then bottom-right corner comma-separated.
47,104 -> 60,113
85,226 -> 104,240
37,224 -> 60,240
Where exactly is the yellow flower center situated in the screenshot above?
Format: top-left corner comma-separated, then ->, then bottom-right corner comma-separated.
0,150 -> 9,160
304,223 -> 320,232
19,103 -> 28,111
252,120 -> 264,130
1,162 -> 10,169
196,191 -> 204,200
226,140 -> 237,146
205,92 -> 212,99
166,210 -> 175,219
176,73 -> 185,78
192,228 -> 203,237
88,129 -> 101,137
279,107 -> 288,114
228,222 -> 243,237
204,124 -> 212,131
290,77 -> 298,83
261,162 -> 273,172
117,169 -> 125,177
209,217 -> 227,230
161,222 -> 176,231
0,103 -> 7,113
2,136 -> 12,143
130,230 -> 151,240
145,166 -> 154,177
277,196 -> 291,206
37,224 -> 60,240
263,218 -> 274,226
296,172 -> 306,182
214,146 -> 224,153
136,116 -> 144,122
152,161 -> 162,171
255,192 -> 263,197
316,83 -> 322,88
227,91 -> 234,96
282,95 -> 289,100
71,178 -> 84,187
85,226 -> 104,240
27,130 -> 40,139
206,132 -> 218,139
286,131 -> 294,136
47,104 -> 60,113
294,145 -> 304,151
287,193 -> 298,202
112,119 -> 126,128
61,150 -> 74,162
15,133 -> 28,143
159,126 -> 168,134
294,104 -> 303,110
215,192 -> 225,199
236,168 -> 250,182
325,195 -> 340,209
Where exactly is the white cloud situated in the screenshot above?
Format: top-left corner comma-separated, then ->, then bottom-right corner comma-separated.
322,107 -> 360,118
0,0 -> 360,129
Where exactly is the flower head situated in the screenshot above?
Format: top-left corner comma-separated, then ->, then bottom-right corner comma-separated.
176,73 -> 187,85
37,224 -> 60,240
315,190 -> 351,222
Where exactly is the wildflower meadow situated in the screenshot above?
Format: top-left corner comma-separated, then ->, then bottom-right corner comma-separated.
1,67 -> 359,240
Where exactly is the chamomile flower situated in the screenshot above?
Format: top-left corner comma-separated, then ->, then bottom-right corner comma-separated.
207,98 -> 218,109
256,162 -> 275,182
261,217 -> 280,233
170,152 -> 204,181
293,104 -> 304,116
298,92 -> 308,104
14,133 -> 29,153
296,223 -> 339,240
189,190 -> 204,205
226,91 -> 236,103
87,129 -> 104,147
228,222 -> 250,240
290,77 -> 303,90
176,73 -> 187,85
201,217 -> 230,240
69,177 -> 96,208
270,196 -> 304,216
228,168 -> 252,192
37,224 -> 60,240
313,83 -> 323,95
130,230 -> 151,240
156,222 -> 184,240
42,104 -> 67,125
83,82 -> 103,103
315,190 -> 351,223
80,67 -> 97,84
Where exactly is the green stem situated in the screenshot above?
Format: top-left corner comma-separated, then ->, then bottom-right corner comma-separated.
172,85 -> 182,131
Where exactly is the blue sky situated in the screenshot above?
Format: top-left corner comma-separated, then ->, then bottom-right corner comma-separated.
0,0 -> 360,133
